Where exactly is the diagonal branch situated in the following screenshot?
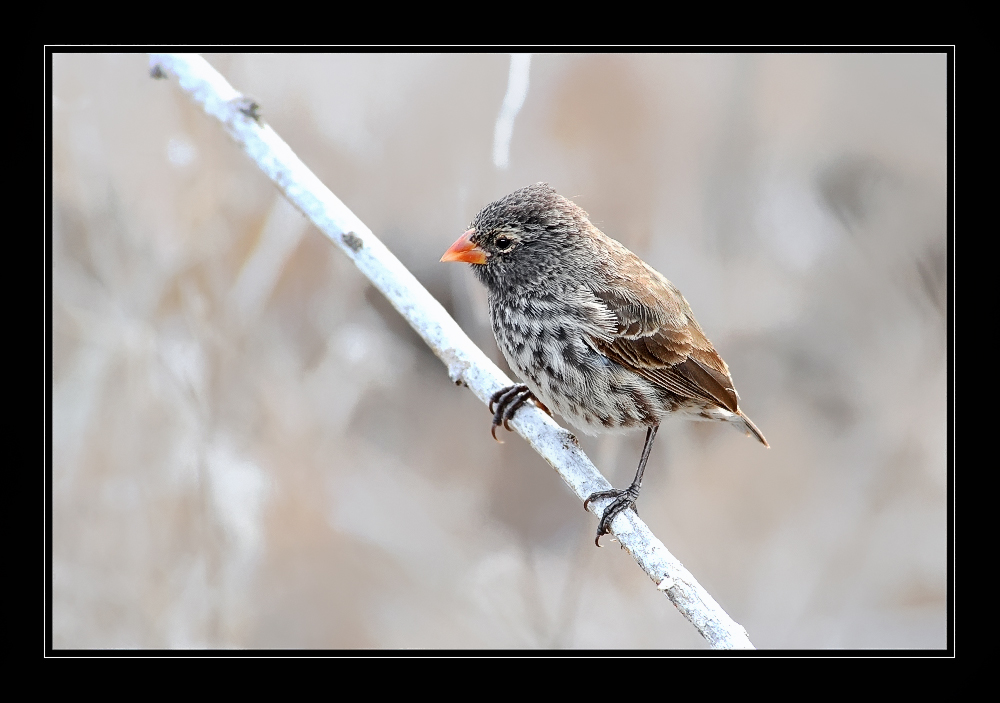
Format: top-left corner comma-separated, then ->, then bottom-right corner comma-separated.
148,53 -> 755,650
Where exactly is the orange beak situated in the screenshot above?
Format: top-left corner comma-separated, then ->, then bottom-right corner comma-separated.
440,228 -> 488,265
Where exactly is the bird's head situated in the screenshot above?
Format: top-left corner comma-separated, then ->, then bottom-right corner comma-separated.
440,183 -> 593,291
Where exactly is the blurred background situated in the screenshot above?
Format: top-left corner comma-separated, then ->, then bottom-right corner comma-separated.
51,53 -> 948,649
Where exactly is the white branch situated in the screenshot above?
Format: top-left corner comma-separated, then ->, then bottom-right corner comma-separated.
148,53 -> 755,650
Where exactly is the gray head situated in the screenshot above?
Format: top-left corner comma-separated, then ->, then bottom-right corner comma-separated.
441,183 -> 595,292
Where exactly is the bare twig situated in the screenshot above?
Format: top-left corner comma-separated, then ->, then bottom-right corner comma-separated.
148,53 -> 755,649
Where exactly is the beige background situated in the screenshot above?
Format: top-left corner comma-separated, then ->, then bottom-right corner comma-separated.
52,53 -> 948,648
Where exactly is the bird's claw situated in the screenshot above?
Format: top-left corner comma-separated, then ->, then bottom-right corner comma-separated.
584,486 -> 640,547
489,384 -> 543,443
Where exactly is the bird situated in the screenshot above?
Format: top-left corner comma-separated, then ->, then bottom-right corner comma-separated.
441,183 -> 768,546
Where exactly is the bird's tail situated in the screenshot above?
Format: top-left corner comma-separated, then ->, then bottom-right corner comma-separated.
737,410 -> 769,448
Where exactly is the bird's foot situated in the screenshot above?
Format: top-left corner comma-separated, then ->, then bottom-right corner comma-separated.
488,384 -> 551,442
584,484 -> 641,547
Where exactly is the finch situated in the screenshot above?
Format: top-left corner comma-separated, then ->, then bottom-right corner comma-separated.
441,183 -> 767,545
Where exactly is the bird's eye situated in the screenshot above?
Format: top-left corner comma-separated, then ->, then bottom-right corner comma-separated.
495,236 -> 514,252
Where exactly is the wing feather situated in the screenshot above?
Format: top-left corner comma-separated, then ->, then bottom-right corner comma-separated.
587,247 -> 740,414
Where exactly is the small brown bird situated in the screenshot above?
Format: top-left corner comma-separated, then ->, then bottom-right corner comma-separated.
441,183 -> 768,545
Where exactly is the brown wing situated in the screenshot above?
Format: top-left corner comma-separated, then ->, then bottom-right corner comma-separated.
587,247 -> 740,414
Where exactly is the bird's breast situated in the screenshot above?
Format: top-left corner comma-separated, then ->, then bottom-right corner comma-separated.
488,290 -> 665,433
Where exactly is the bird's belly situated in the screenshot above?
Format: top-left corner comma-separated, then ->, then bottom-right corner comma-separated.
493,318 -> 666,435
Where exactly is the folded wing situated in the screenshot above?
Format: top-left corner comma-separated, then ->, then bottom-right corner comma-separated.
588,254 -> 740,415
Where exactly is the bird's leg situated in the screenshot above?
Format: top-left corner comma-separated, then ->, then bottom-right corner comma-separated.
488,384 -> 551,442
584,425 -> 659,547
